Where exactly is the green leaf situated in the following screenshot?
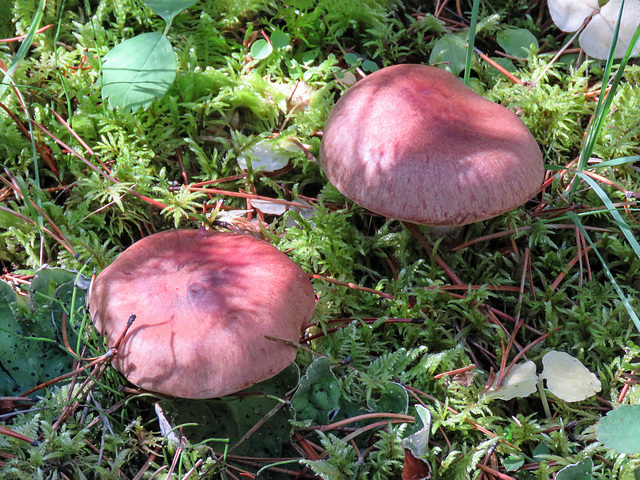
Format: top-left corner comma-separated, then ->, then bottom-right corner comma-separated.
0,269 -> 87,397
556,458 -> 593,480
533,443 -> 551,461
101,32 -> 177,112
30,268 -> 79,298
497,28 -> 539,57
597,405 -> 640,453
302,50 -> 317,64
142,0 -> 198,26
292,357 -> 341,425
158,363 -> 299,457
343,53 -> 358,66
362,60 -> 379,72
370,382 -> 408,414
0,281 -> 35,396
429,35 -> 467,76
270,29 -> 290,50
503,455 -> 525,471
250,39 -> 273,60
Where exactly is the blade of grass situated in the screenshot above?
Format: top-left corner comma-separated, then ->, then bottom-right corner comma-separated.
568,212 -> 640,333
587,156 -> 640,168
53,0 -> 73,119
575,171 -> 640,259
573,0 -> 640,188
463,0 -> 481,86
0,0 -> 45,100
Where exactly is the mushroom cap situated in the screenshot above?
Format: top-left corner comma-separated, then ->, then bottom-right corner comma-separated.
320,64 -> 544,226
89,229 -> 315,399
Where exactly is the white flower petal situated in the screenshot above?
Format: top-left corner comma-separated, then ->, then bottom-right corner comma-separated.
483,361 -> 539,401
579,0 -> 640,59
540,351 -> 601,402
548,0 -> 599,32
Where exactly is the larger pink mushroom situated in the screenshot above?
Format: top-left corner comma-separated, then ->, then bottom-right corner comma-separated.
89,229 -> 315,399
320,64 -> 544,227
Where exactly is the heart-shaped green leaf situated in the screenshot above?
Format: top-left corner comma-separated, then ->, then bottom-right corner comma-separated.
270,29 -> 290,50
101,32 -> 177,112
429,35 -> 467,76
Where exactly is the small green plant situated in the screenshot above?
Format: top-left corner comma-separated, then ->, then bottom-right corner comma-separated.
101,0 -> 199,111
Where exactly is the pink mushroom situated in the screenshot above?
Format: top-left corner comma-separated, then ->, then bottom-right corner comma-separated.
89,229 -> 315,399
320,64 -> 544,227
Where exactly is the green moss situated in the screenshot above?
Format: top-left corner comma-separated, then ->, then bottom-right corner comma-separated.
2,0 -> 640,478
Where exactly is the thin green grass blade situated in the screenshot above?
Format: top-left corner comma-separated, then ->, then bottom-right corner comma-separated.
53,0 -> 72,119
568,212 -> 640,333
575,171 -> 640,259
579,0 -> 625,164
463,0 -> 480,85
588,156 -> 640,168
0,0 -> 45,101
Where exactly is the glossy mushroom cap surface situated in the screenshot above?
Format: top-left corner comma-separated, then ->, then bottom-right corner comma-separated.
89,229 -> 315,399
320,64 -> 545,226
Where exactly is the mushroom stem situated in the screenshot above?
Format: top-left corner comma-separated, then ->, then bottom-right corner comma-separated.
427,225 -> 465,247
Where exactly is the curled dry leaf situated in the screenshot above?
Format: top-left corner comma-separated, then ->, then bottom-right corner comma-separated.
402,405 -> 432,480
580,0 -> 640,58
252,198 -> 312,217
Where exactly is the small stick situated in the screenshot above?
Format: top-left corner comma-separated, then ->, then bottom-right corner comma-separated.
20,349 -> 115,397
310,273 -> 394,299
0,25 -> 53,43
0,425 -> 38,445
433,364 -> 476,380
473,47 -> 523,84
476,463 -> 517,480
